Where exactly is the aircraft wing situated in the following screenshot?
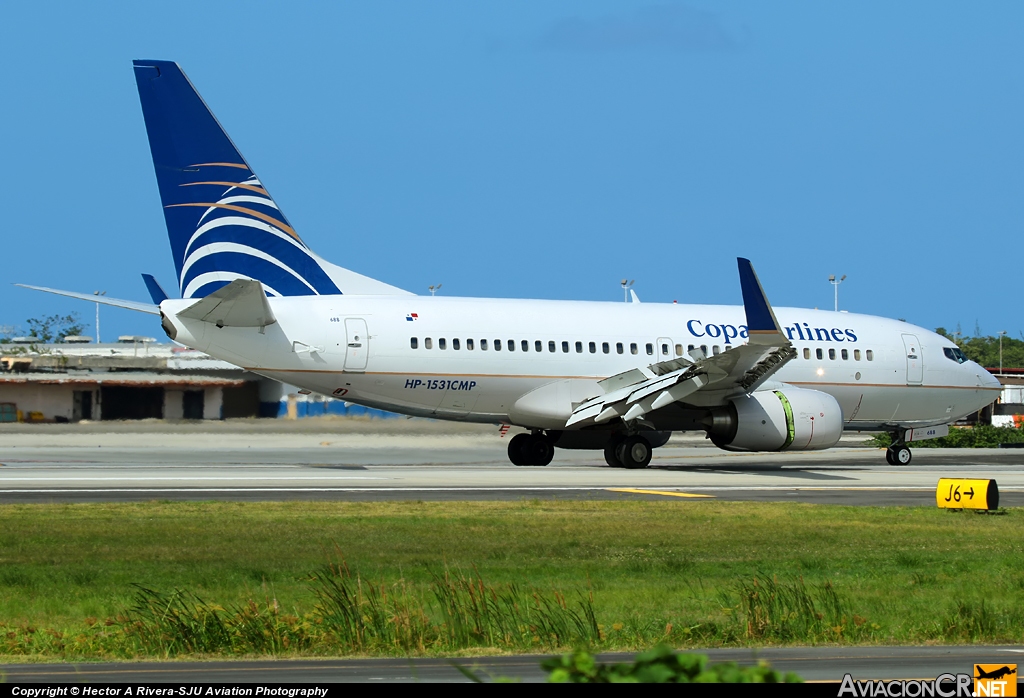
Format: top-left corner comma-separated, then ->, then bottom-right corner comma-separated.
14,284 -> 160,315
566,258 -> 796,428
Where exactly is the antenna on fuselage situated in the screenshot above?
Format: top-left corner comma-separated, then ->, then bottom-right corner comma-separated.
428,284 -> 442,296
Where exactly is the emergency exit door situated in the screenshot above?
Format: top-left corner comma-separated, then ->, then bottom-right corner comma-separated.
344,318 -> 369,372
902,333 -> 923,385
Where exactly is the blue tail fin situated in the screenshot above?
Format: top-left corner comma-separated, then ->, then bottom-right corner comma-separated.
141,274 -> 169,303
737,257 -> 783,338
133,60 -> 409,299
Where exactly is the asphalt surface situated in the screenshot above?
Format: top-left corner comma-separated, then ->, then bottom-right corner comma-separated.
0,429 -> 1022,505
2,646 -> 1023,683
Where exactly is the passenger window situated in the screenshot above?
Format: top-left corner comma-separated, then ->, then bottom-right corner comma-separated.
866,350 -> 874,361
630,343 -> 638,355
535,340 -> 542,352
616,342 -> 624,354
646,343 -> 654,355
803,348 -> 810,360
700,345 -> 708,355
575,341 -> 583,353
589,341 -> 596,354
675,344 -> 683,357
562,341 -> 569,353
602,342 -> 610,354
481,339 -> 488,350
661,343 -> 669,356
453,338 -> 460,350
439,338 -> 447,350
425,337 -> 433,349
508,339 -> 515,352
494,339 -> 501,352
688,345 -> 695,352
854,349 -> 860,361
841,349 -> 848,360
467,338 -> 474,350
712,346 -> 721,355
816,348 -> 823,360
522,340 -> 529,352
828,348 -> 836,360
549,341 -> 556,353
410,337 -> 418,349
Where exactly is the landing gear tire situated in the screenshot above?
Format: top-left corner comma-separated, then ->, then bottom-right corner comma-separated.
887,445 -> 912,466
892,442 -> 909,464
508,433 -> 529,466
605,435 -> 626,467
525,437 -> 554,466
508,433 -> 554,466
617,435 -> 653,469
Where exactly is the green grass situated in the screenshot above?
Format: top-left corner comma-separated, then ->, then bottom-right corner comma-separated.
1,500 -> 1023,659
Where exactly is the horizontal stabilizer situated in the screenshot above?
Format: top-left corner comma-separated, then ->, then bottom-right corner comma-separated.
177,278 -> 276,328
142,274 -> 169,303
14,284 -> 160,315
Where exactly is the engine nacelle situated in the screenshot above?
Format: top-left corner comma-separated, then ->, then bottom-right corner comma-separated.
708,387 -> 843,452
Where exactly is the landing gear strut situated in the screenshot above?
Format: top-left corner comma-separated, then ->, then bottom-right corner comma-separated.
508,432 -> 554,466
606,433 -> 653,469
885,431 -> 912,465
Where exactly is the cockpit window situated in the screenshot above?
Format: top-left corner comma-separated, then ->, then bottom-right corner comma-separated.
943,347 -> 968,364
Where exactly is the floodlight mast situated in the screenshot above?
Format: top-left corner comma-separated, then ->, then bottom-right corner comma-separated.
94,290 -> 106,343
829,274 -> 846,312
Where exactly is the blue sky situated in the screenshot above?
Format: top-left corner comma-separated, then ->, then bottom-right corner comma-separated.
1,2 -> 1021,341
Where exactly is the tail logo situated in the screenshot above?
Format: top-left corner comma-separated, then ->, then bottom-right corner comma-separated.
166,163 -> 341,299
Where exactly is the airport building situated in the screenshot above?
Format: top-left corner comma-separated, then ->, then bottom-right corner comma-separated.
0,339 -> 395,422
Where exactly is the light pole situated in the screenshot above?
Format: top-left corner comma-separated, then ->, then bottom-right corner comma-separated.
999,330 -> 1006,375
829,274 -> 846,312
428,284 -> 442,296
93,291 -> 106,343
620,279 -> 634,303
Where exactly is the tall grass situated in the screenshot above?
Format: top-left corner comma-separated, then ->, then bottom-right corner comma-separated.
732,575 -> 861,642
116,562 -> 600,657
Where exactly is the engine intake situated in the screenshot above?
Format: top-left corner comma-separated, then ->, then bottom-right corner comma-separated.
706,387 -> 843,452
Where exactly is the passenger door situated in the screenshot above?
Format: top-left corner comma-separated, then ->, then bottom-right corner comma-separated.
344,318 -> 369,372
902,333 -> 923,385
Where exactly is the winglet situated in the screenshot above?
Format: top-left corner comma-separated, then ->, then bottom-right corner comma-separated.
737,258 -> 786,344
141,274 -> 169,304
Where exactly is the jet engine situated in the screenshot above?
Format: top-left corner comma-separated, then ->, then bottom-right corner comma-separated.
706,387 -> 843,452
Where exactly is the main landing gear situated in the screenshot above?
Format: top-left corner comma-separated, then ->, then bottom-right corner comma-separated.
604,433 -> 653,469
508,431 -> 555,466
885,430 -> 912,465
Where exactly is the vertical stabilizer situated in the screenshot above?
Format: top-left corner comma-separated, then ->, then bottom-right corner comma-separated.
133,60 -> 410,298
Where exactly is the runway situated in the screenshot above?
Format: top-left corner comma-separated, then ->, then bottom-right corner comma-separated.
1,428 -> 1022,505
3,646 -> 1023,682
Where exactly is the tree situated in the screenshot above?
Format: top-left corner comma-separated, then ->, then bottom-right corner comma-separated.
25,313 -> 84,343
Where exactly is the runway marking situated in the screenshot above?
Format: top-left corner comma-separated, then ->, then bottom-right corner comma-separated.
0,476 -> 389,482
607,488 -> 714,499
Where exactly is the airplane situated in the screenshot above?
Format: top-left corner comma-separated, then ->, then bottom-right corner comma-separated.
17,60 -> 1002,468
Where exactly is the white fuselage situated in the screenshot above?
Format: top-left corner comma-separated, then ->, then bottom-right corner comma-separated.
162,295 -> 1001,431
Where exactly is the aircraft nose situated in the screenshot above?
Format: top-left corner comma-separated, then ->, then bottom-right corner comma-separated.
975,365 -> 1002,390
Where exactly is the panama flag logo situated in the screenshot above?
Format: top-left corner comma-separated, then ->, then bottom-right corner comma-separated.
406,313 -> 419,321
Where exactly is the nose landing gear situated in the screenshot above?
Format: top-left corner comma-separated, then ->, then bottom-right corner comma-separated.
885,430 -> 912,465
508,431 -> 555,466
